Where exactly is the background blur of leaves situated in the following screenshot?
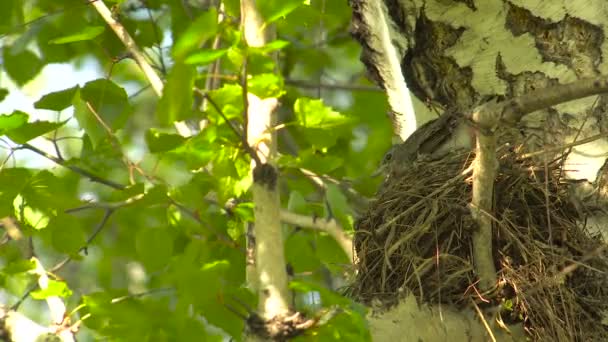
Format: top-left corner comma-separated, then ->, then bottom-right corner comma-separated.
0,0 -> 390,340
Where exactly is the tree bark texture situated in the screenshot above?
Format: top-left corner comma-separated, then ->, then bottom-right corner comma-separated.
352,0 -> 608,182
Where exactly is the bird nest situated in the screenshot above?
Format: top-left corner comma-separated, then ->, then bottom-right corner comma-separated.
350,148 -> 608,341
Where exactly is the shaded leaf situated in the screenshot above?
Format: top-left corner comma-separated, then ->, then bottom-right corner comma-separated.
135,227 -> 174,271
172,8 -> 218,61
258,0 -> 306,24
80,79 -> 132,131
156,63 -> 195,125
34,86 -> 79,111
48,214 -> 86,255
3,48 -> 44,86
325,184 -> 352,230
0,168 -> 32,217
145,129 -> 188,153
0,88 -> 8,102
6,120 -> 67,144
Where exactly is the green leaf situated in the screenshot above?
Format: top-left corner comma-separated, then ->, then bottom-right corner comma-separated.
184,48 -> 229,65
156,63 -> 195,126
145,129 -> 188,153
34,86 -> 79,111
0,168 -> 32,217
48,214 -> 86,254
172,8 -> 218,61
248,73 -> 284,98
294,98 -> 352,129
167,129 -> 217,170
258,0 -> 306,24
74,79 -> 132,146
206,84 -> 243,120
0,110 -> 28,134
6,120 -> 67,144
258,39 -> 290,53
325,184 -> 352,230
3,259 -> 35,274
136,185 -> 169,207
2,48 -> 44,86
285,232 -> 322,272
80,79 -> 132,131
0,88 -> 8,102
48,26 -> 105,44
135,227 -> 174,271
30,279 -> 73,299
287,191 -> 308,213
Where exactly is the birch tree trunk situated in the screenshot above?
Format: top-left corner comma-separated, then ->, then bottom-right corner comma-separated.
351,0 -> 608,340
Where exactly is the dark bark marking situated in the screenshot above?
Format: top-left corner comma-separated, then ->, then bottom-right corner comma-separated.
253,163 -> 278,190
505,2 -> 604,75
402,10 -> 477,110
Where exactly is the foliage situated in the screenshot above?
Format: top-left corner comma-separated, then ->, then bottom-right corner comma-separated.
0,0 -> 390,340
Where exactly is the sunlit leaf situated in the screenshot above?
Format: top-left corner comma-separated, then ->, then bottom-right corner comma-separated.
30,279 -> 73,299
294,98 -> 352,128
258,0 -> 306,24
48,26 -> 105,44
185,48 -> 229,65
0,110 -> 28,134
248,73 -> 284,98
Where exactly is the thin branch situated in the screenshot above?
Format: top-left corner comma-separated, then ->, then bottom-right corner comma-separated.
500,76 -> 608,124
19,143 -> 126,190
279,210 -> 354,263
50,209 -> 114,273
90,0 -> 162,97
90,0 -> 190,137
203,92 -> 263,166
285,79 -> 382,92
519,130 -> 608,159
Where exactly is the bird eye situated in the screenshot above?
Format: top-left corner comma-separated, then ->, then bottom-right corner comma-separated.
383,151 -> 392,163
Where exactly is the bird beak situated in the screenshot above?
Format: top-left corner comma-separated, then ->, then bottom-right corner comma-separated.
371,163 -> 388,177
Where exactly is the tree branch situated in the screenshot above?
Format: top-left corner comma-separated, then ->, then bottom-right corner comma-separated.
241,0 -> 290,320
467,75 -> 608,290
279,210 -> 354,262
19,143 -> 126,190
90,0 -> 190,137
